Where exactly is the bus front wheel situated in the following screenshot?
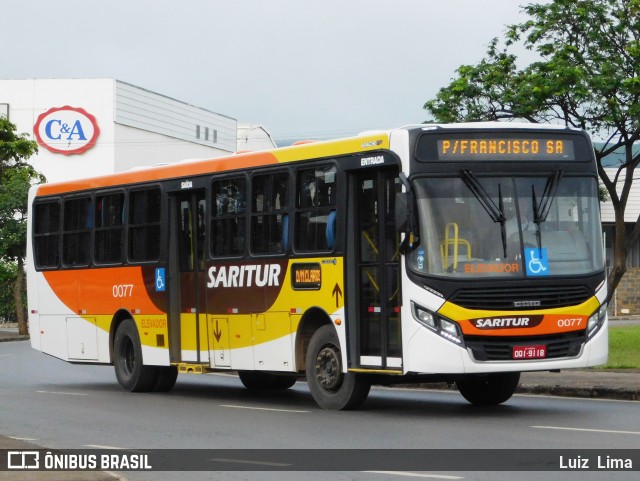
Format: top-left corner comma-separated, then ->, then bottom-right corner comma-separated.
305,325 -> 370,410
455,372 -> 520,406
113,319 -> 158,392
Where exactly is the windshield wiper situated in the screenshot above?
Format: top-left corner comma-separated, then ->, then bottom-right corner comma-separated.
461,170 -> 507,258
531,169 -> 563,250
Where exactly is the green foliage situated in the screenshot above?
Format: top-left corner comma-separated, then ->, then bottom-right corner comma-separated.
0,116 -> 42,330
426,0 -> 640,132
0,118 -> 42,261
0,165 -> 44,260
0,117 -> 38,166
0,261 -> 18,323
604,325 -> 640,369
424,0 -> 640,299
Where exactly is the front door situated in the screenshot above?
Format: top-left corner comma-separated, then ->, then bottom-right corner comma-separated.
349,169 -> 402,370
168,190 -> 207,363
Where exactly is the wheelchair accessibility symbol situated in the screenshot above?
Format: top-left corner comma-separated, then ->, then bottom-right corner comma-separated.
155,268 -> 166,291
525,248 -> 549,276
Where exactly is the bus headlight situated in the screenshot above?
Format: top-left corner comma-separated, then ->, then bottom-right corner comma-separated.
412,302 -> 464,346
414,305 -> 437,329
587,303 -> 607,337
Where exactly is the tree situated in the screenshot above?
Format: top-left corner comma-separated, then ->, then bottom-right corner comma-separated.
424,0 -> 640,302
0,117 -> 43,334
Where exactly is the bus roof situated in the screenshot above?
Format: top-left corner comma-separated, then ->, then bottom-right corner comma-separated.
34,122 -> 584,197
35,131 -> 392,197
412,121 -> 582,132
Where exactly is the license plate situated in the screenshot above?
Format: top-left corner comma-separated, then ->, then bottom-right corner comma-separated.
512,345 -> 547,360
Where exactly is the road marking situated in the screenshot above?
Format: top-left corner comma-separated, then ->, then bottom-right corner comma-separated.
7,436 -> 38,441
211,457 -> 291,467
532,425 -> 640,435
366,471 -> 463,479
37,390 -> 88,396
84,444 -> 127,450
220,404 -> 309,413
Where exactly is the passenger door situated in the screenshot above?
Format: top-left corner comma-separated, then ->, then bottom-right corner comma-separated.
348,168 -> 402,370
168,189 -> 207,363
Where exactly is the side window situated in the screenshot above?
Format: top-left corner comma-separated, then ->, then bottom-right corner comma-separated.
95,192 -> 125,264
129,188 -> 161,262
295,165 -> 337,252
33,200 -> 61,268
62,196 -> 92,267
251,172 -> 289,255
211,176 -> 246,257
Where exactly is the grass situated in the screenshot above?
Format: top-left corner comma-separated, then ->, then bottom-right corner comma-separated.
603,325 -> 640,369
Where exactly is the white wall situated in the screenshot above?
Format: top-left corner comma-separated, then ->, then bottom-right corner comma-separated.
114,123 -> 232,171
115,81 -> 236,153
0,78 -> 116,183
0,78 -> 238,184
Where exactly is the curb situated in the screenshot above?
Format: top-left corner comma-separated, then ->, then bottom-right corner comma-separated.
0,335 -> 29,343
516,384 -> 640,401
415,382 -> 640,402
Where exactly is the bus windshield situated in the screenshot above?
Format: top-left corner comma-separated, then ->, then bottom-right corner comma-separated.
410,175 -> 604,278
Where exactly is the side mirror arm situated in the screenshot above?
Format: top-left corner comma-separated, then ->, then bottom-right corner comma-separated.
396,173 -> 420,254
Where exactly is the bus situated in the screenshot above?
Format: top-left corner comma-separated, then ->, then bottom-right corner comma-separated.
26,122 -> 608,409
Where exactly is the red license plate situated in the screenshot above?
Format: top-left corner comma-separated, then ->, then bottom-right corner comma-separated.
512,345 -> 547,360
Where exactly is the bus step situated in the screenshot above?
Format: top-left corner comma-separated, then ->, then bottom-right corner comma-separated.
176,363 -> 209,374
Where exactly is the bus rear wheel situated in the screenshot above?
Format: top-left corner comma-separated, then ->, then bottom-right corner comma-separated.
456,372 -> 520,406
153,366 -> 178,392
114,319 -> 158,392
305,325 -> 370,410
238,371 -> 297,390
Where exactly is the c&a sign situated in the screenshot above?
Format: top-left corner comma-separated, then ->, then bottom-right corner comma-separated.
34,106 -> 100,155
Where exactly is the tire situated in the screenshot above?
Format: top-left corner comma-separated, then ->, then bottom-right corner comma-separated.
456,372 -> 521,406
238,371 -> 297,390
113,319 -> 157,392
305,325 -> 370,410
153,366 -> 178,392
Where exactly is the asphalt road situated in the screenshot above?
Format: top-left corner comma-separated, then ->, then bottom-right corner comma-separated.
1,340 -> 639,481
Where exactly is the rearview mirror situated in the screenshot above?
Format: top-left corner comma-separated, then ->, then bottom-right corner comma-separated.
395,173 -> 420,253
395,192 -> 410,232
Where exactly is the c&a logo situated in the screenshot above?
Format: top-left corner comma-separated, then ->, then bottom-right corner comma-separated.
33,106 -> 100,155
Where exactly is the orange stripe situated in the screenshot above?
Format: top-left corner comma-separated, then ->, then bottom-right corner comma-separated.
42,267 -> 163,315
37,151 -> 279,196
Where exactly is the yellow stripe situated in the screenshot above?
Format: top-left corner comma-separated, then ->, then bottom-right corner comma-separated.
272,134 -> 390,163
438,296 -> 599,320
348,368 -> 403,375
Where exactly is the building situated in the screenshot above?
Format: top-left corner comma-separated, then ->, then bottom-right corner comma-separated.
600,168 -> 640,315
0,78 -> 237,183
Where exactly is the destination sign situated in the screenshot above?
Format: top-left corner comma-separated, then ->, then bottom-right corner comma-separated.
291,263 -> 322,290
437,138 -> 574,161
415,132 -> 585,162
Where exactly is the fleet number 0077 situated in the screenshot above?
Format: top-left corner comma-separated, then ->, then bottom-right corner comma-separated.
557,318 -> 583,327
112,284 -> 133,298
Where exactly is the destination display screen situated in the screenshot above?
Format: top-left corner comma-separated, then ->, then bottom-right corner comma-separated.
416,132 -> 583,162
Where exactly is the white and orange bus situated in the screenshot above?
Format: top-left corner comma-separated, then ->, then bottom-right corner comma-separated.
26,122 -> 608,409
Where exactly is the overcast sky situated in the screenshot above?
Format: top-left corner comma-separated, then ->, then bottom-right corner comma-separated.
3,0 -> 536,144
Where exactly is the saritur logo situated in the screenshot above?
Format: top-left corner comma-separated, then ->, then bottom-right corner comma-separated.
33,106 -> 100,155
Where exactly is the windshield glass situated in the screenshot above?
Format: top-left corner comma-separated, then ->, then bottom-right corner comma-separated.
410,175 -> 604,279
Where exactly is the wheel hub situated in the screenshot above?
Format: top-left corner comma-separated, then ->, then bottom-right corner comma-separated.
315,346 -> 342,391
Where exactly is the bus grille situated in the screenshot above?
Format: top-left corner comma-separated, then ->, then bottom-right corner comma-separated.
465,332 -> 586,361
449,285 -> 592,310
